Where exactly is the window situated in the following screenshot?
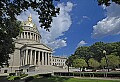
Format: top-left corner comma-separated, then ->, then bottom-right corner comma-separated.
28,32 -> 30,39
25,32 -> 27,38
31,33 -> 33,39
23,32 -> 24,38
4,70 -> 8,73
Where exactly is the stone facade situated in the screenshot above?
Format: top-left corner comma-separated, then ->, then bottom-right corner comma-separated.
0,15 -> 67,74
52,56 -> 67,67
0,15 -> 52,74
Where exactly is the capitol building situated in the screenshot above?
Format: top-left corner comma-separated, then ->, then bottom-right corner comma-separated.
0,15 -> 67,74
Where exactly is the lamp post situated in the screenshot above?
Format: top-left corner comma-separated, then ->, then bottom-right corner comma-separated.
103,50 -> 109,72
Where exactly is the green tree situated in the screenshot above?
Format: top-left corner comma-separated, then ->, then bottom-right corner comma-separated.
73,58 -> 87,71
98,0 -> 120,6
89,42 -> 107,62
0,0 -> 59,66
88,58 -> 100,71
68,41 -> 120,69
65,54 -> 77,72
100,55 -> 120,69
74,46 -> 94,63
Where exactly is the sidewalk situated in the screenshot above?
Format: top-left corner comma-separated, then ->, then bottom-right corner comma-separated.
74,77 -> 120,81
59,76 -> 120,81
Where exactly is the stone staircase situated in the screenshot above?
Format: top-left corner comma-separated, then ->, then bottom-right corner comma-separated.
26,66 -> 68,76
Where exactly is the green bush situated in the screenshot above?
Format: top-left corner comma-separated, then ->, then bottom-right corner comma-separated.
54,72 -> 120,78
7,76 -> 20,80
39,73 -> 52,77
33,74 -> 40,78
14,76 -> 20,80
20,74 -> 28,78
25,76 -> 34,82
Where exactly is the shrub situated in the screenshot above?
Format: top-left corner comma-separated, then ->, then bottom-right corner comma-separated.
7,76 -> 20,80
25,76 -> 34,82
14,76 -> 20,80
20,74 -> 28,78
39,73 -> 51,77
33,74 -> 40,78
54,72 -> 120,78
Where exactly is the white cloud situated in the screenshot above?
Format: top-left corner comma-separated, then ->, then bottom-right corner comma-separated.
17,2 -> 73,50
77,15 -> 90,25
83,16 -> 89,19
92,3 -> 120,38
47,39 -> 67,50
77,40 -> 87,47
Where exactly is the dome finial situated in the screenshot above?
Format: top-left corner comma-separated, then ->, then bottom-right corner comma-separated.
28,14 -> 32,23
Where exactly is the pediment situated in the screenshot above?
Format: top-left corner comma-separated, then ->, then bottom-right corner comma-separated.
26,44 -> 52,51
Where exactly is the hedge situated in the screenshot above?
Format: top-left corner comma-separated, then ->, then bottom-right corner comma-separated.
54,72 -> 120,78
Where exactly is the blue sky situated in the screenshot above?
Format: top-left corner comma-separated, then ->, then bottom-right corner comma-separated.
17,0 -> 120,57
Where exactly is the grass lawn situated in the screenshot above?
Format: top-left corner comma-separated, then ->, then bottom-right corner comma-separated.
32,77 -> 120,82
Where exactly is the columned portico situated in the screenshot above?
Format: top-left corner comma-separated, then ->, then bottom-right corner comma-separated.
18,15 -> 52,67
1,15 -> 53,74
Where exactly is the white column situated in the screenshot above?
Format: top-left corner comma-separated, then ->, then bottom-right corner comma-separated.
24,32 -> 26,39
30,50 -> 32,65
50,53 -> 52,66
24,51 -> 25,65
35,34 -> 36,40
34,51 -> 36,65
38,51 -> 40,65
25,49 -> 28,65
28,52 -> 30,64
47,53 -> 50,65
42,52 -> 44,65
20,52 -> 22,66
35,34 -> 36,41
45,52 -> 47,65
22,51 -> 24,66
30,33 -> 32,39
38,35 -> 39,42
21,33 -> 23,39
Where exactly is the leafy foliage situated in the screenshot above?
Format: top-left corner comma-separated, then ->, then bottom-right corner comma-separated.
88,58 -> 100,69
98,0 -> 120,6
0,20 -> 22,66
73,58 -> 87,68
68,41 -> 120,69
1,0 -> 60,31
75,46 -> 94,62
101,55 -> 120,69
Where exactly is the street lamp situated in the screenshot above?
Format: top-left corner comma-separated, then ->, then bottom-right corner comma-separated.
103,50 -> 109,72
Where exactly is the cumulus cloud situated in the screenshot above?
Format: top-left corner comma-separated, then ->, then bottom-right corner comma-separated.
17,2 -> 73,50
77,40 -> 87,47
92,3 -> 120,38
